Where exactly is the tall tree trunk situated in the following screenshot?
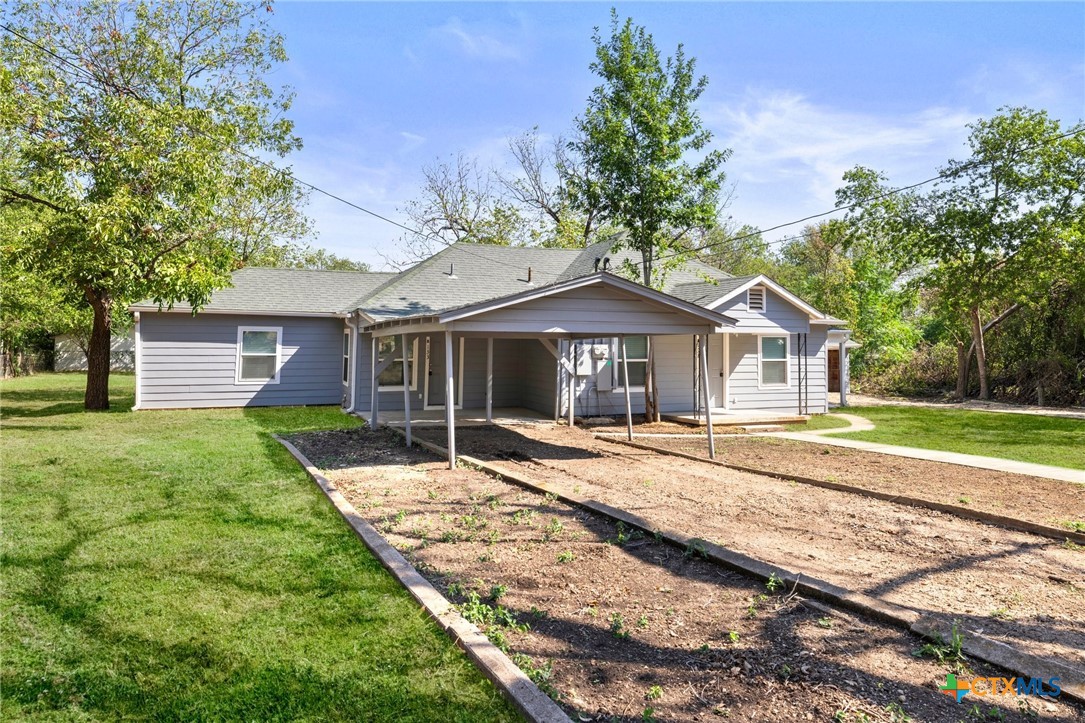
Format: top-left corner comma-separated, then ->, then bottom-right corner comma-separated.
969,306 -> 989,401
641,248 -> 659,421
955,340 -> 968,400
84,287 -> 113,410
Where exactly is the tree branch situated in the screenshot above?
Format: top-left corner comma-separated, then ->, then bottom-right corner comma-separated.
0,187 -> 74,215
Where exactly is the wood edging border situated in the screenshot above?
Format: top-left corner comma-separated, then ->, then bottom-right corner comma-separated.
271,434 -> 571,723
391,428 -> 1084,702
599,436 -> 1085,546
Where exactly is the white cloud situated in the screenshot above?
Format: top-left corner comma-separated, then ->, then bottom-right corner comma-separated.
703,89 -> 975,236
433,17 -> 522,61
399,131 -> 427,154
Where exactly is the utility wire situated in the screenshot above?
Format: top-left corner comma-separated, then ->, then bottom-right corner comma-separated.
5,21 -> 1083,274
3,20 -> 544,273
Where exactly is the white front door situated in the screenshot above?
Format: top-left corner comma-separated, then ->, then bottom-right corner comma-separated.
707,334 -> 725,407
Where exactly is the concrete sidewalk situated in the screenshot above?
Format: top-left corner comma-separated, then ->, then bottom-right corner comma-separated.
830,392 -> 1085,421
760,430 -> 1085,484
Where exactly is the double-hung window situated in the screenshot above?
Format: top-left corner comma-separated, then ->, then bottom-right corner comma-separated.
236,327 -> 282,384
759,335 -> 789,387
616,336 -> 648,389
377,337 -> 417,390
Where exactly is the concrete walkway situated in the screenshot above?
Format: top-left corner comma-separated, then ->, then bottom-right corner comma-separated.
830,392 -> 1085,421
761,426 -> 1085,484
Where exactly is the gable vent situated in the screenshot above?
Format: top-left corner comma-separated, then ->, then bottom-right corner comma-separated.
748,286 -> 766,312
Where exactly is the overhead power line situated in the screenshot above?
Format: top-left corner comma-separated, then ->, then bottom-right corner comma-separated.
4,21 -> 1082,274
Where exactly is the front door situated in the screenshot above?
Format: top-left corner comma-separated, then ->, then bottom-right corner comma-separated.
828,349 -> 840,393
423,336 -> 464,409
707,334 -> 726,407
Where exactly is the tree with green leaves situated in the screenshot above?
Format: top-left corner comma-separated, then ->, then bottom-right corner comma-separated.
0,0 -> 309,408
572,10 -> 730,419
905,108 -> 1084,399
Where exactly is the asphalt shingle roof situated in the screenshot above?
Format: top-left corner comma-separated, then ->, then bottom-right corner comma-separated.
133,267 -> 396,315
133,240 -> 822,320
355,244 -> 583,321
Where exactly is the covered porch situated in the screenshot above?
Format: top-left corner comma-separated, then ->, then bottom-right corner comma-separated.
361,273 -> 736,467
661,409 -> 809,428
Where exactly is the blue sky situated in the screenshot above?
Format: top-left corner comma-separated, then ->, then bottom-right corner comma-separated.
267,2 -> 1084,269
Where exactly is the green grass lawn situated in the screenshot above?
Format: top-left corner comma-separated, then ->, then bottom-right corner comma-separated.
1,373 -> 521,722
825,405 -> 1085,470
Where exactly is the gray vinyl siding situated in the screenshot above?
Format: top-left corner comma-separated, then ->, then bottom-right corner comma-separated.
353,335 -> 541,413
724,329 -> 828,413
714,288 -> 811,334
138,313 -> 345,409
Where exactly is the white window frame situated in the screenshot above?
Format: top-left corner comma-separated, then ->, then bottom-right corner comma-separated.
342,329 -> 351,386
235,326 -> 282,385
612,336 -> 648,392
747,286 -> 767,312
757,334 -> 790,389
377,336 -> 419,392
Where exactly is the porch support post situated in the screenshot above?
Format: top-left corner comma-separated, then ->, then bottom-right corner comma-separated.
485,337 -> 493,423
566,339 -> 575,427
838,340 -> 848,407
401,334 -> 412,447
370,335 -> 379,428
722,333 -> 731,411
620,335 -> 633,441
445,331 -> 456,469
554,354 -> 561,423
700,331 -> 716,460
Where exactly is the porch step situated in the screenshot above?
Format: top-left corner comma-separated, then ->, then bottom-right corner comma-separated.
735,424 -> 787,433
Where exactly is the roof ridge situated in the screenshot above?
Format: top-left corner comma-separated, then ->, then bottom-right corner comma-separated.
239,266 -> 397,276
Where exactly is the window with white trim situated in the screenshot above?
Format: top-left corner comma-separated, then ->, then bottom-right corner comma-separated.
747,286 -> 766,312
759,335 -> 789,387
342,330 -> 351,385
616,335 -> 648,389
378,336 -> 418,390
236,327 -> 281,384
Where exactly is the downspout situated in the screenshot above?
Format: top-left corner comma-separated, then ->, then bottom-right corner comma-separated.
131,311 -> 141,411
345,312 -> 361,414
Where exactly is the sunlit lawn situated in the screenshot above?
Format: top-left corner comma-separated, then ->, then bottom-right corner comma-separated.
1,373 -> 520,721
827,405 -> 1085,470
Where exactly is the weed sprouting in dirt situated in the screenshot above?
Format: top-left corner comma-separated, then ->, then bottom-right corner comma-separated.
557,550 -> 574,563
636,614 -> 649,629
543,517 -> 564,540
886,701 -> 912,722
609,612 -> 630,640
684,538 -> 708,559
489,584 -> 508,602
817,617 -> 833,629
727,630 -> 740,644
913,623 -> 967,671
645,685 -> 663,701
1056,519 -> 1085,533
511,509 -> 537,526
511,653 -> 560,700
765,572 -> 783,592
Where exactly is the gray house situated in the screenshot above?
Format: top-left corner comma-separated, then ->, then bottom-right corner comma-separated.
130,238 -> 853,460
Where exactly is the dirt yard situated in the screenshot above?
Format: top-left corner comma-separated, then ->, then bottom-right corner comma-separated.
629,433 -> 1085,531
289,426 -> 1083,723
409,425 -> 1085,672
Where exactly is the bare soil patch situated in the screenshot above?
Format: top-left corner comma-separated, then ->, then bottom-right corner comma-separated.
409,425 -> 1085,674
636,434 -> 1085,532
287,426 -> 1083,723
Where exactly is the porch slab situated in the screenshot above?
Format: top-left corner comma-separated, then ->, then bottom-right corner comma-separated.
662,409 -> 809,427
360,406 -> 552,427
